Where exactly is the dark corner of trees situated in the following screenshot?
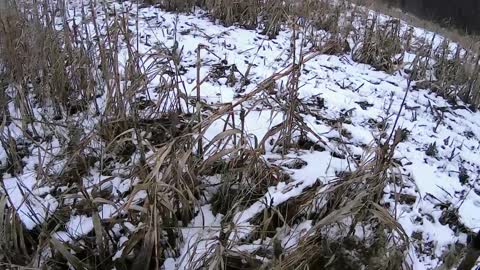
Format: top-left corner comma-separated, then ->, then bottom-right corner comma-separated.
383,0 -> 480,34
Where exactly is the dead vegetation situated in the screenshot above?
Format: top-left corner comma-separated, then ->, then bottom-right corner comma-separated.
353,16 -> 403,73
0,0 -> 479,269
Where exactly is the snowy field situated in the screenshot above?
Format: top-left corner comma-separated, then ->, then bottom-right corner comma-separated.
1,0 -> 480,269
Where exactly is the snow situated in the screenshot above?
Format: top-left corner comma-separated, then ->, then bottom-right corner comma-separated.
1,0 -> 480,269
282,220 -> 313,250
53,231 -> 73,243
66,215 -> 94,238
124,4 -> 480,266
171,205 -> 223,270
100,204 -> 118,219
3,174 -> 58,230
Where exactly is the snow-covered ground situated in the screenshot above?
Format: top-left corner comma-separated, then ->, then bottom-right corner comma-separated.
1,0 -> 480,269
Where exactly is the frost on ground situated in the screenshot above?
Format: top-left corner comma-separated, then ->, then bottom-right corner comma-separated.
1,0 -> 480,269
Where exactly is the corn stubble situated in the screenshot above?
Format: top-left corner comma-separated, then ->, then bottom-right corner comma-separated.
0,0 -> 479,269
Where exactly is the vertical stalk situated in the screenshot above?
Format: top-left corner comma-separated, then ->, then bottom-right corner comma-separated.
196,44 -> 204,157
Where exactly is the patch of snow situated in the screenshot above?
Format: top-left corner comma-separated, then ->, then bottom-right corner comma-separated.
66,215 -> 94,238
3,174 -> 58,230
